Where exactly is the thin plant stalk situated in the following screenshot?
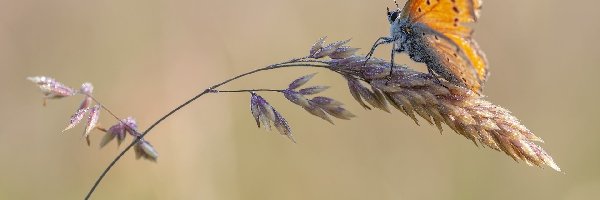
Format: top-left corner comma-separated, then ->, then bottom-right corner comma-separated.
84,61 -> 329,200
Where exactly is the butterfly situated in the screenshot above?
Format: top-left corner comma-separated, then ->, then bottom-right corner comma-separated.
366,0 -> 489,93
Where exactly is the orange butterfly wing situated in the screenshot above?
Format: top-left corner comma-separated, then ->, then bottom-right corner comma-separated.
401,0 -> 488,92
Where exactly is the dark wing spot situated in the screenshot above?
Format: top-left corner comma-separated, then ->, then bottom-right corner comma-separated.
453,6 -> 459,14
426,0 -> 431,5
418,7 -> 422,12
434,35 -> 439,40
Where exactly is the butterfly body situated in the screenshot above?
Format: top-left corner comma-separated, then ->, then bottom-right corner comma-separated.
371,0 -> 488,93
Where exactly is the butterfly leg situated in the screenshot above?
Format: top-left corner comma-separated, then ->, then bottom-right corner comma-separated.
386,43 -> 396,85
364,37 -> 393,66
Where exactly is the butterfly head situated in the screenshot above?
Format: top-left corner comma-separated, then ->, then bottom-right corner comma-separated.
386,7 -> 401,24
387,0 -> 402,23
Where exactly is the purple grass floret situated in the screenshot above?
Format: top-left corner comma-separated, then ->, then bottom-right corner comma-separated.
273,110 -> 294,142
250,93 -> 262,128
302,102 -> 334,124
27,76 -> 76,104
280,74 -> 354,124
310,39 -> 351,59
310,96 -> 343,108
84,105 -> 101,138
298,86 -> 329,95
78,82 -> 94,110
249,92 -> 294,140
329,46 -> 360,59
283,89 -> 311,108
134,139 -> 158,161
288,73 -> 317,89
100,117 -> 139,147
63,108 -> 90,132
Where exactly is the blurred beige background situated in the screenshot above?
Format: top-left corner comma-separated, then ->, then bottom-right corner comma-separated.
2,0 -> 599,199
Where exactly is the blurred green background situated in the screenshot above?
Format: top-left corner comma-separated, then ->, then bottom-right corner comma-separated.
2,0 -> 599,199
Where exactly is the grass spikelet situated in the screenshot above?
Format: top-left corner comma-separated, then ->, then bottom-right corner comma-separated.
321,39 -> 560,171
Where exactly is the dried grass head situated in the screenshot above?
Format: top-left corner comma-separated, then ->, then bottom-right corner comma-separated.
310,38 -> 560,171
